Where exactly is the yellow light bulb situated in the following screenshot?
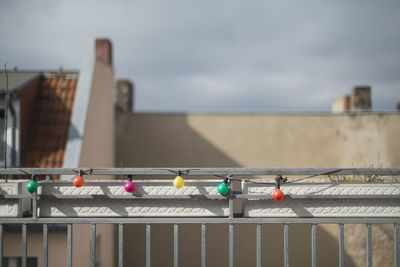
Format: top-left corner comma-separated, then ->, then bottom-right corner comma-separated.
174,175 -> 185,189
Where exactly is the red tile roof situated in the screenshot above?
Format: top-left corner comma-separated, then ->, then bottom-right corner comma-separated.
23,75 -> 77,169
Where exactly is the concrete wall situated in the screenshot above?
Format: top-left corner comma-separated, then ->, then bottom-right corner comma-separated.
116,112 -> 400,267
116,113 -> 400,168
73,59 -> 115,267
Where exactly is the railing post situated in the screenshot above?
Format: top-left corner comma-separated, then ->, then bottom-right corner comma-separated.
366,224 -> 372,267
339,224 -> 344,267
119,224 -> 124,267
91,224 -> 96,267
256,224 -> 261,267
174,224 -> 179,267
146,224 -> 151,267
395,223 -> 399,267
284,224 -> 289,267
0,224 -> 3,267
201,224 -> 206,267
229,224 -> 234,267
22,224 -> 27,267
43,224 -> 48,267
32,192 -> 38,219
67,224 -> 72,267
229,181 -> 234,219
311,224 -> 317,267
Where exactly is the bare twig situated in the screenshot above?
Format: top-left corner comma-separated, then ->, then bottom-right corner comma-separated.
4,63 -> 8,182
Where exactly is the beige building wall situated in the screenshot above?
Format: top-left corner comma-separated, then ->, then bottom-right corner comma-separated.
116,112 -> 400,267
73,59 -> 116,267
3,230 -> 67,267
116,113 -> 400,168
80,60 -> 115,169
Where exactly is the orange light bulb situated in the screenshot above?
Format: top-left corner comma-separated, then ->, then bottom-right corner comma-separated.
73,175 -> 85,187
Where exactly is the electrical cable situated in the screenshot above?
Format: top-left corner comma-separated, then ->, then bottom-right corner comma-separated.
242,169 -> 345,185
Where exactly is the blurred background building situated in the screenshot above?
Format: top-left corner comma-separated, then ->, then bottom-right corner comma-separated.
331,86 -> 372,113
0,39 -> 115,267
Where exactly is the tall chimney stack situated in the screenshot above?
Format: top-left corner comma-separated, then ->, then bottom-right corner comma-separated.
350,86 -> 371,111
95,39 -> 112,65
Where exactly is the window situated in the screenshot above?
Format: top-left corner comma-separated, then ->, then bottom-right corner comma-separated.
2,257 -> 38,267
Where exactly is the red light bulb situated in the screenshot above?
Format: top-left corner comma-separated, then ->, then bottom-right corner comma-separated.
73,175 -> 84,187
273,188 -> 284,200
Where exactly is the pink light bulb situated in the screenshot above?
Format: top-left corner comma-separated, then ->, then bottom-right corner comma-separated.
124,180 -> 136,193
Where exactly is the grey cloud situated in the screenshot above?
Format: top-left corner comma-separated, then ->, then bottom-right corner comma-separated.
1,0 -> 399,112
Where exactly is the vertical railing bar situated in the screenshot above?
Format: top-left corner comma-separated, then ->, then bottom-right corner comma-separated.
32,192 -> 37,219
201,224 -> 206,267
229,224 -> 234,267
339,224 -> 344,267
395,223 -> 399,267
146,224 -> 151,267
67,224 -> 72,267
174,224 -> 179,267
229,181 -> 234,219
284,224 -> 289,267
0,224 -> 3,267
311,224 -> 317,267
256,224 -> 261,267
43,224 -> 48,267
119,224 -> 123,267
22,224 -> 27,267
366,223 -> 372,267
91,224 -> 96,267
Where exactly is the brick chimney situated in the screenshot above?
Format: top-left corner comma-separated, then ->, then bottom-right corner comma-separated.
331,95 -> 350,113
350,86 -> 371,111
95,39 -> 112,65
116,80 -> 133,112
343,95 -> 350,111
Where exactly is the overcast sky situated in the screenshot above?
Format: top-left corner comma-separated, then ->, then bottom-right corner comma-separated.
1,0 -> 399,112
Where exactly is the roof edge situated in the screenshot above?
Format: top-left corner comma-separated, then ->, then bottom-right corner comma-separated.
62,57 -> 95,178
0,73 -> 42,94
122,111 -> 400,116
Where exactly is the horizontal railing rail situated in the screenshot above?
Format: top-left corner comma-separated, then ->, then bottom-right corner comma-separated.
5,194 -> 400,200
0,167 -> 399,176
1,217 -> 400,224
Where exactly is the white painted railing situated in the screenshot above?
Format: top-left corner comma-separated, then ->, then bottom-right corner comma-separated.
0,168 -> 399,267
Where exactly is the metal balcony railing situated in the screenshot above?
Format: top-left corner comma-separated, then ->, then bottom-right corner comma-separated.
0,168 -> 399,267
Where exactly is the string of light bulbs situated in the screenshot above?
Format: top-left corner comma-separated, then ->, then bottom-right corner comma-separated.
24,169 -> 344,201
241,169 -> 344,200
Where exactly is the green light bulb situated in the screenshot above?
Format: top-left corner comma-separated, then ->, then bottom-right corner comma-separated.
26,180 -> 38,193
218,183 -> 229,195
